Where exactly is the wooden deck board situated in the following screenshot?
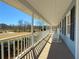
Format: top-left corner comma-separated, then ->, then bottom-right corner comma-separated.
39,33 -> 74,59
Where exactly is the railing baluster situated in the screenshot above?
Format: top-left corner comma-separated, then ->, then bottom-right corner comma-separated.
21,39 -> 22,52
24,38 -> 25,50
25,56 -> 26,59
26,38 -> 27,48
13,41 -> 15,59
18,40 -> 19,55
24,38 -> 26,49
8,41 -> 10,59
22,39 -> 24,51
28,38 -> 30,47
23,39 -> 26,59
35,47 -> 38,55
24,38 -> 26,59
1,42 -> 4,59
27,38 -> 28,48
28,53 -> 29,59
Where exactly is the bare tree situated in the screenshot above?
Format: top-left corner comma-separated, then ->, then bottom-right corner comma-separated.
18,20 -> 23,32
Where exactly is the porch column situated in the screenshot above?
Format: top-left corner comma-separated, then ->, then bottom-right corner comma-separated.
75,0 -> 79,59
31,11 -> 34,45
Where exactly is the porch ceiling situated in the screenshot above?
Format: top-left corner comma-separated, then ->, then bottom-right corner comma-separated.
27,0 -> 73,26
3,0 -> 73,26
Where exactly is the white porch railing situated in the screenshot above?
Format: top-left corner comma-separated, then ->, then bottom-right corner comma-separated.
0,31 -> 50,59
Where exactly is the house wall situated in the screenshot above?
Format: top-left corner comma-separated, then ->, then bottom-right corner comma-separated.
60,33 -> 75,56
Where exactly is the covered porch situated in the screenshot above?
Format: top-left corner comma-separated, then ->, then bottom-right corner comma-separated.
0,0 -> 79,59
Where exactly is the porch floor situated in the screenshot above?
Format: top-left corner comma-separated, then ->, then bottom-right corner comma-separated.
38,33 -> 74,59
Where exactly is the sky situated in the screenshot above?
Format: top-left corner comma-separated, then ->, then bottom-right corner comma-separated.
0,2 -> 45,26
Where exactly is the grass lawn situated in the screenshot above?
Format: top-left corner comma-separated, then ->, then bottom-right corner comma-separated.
0,32 -> 31,40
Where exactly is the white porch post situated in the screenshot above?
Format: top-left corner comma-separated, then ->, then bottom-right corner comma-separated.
61,20 -> 62,34
31,11 -> 34,45
75,0 -> 79,59
42,25 -> 44,31
50,26 -> 52,33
